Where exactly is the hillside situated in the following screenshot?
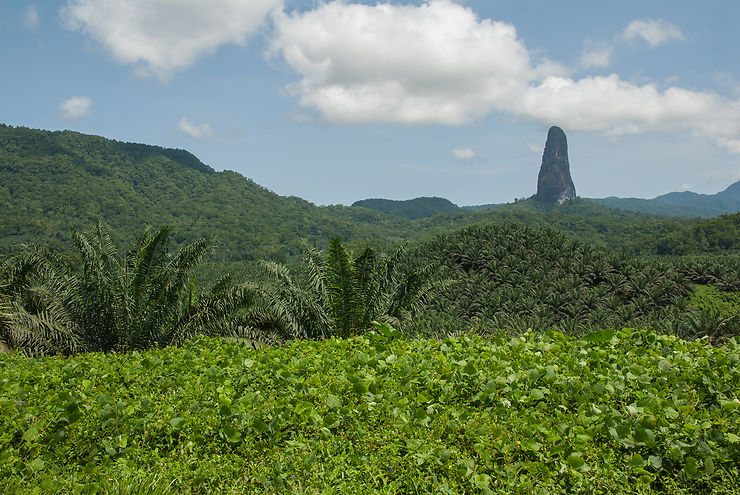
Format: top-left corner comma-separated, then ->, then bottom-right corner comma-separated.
351,196 -> 460,219
0,125 -> 415,260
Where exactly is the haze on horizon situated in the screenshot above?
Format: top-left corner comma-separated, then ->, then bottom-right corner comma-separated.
1,0 -> 739,206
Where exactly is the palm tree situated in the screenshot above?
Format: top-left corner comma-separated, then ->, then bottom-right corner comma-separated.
244,238 -> 443,339
1,222 -> 250,355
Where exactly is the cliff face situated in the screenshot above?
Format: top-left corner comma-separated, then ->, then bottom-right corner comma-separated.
536,126 -> 576,204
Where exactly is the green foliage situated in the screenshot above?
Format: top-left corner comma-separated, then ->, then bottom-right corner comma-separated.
685,285 -> 740,342
690,285 -> 740,317
0,222 -> 250,355
408,223 -> 697,338
242,238 -> 442,339
0,124 -> 414,261
634,213 -> 740,256
352,197 -> 461,219
1,330 -> 738,493
667,255 -> 740,292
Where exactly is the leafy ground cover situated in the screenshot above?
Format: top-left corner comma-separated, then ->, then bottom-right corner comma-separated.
1,328 -> 738,494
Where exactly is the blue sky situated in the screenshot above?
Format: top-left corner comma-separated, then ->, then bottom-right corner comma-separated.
2,0 -> 739,206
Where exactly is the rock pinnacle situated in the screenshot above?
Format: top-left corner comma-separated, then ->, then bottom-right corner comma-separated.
536,126 -> 576,204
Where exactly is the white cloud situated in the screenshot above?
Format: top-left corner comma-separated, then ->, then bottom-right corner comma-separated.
177,117 -> 215,141
517,75 -> 740,153
59,96 -> 91,120
527,143 -> 542,153
22,5 -> 39,29
680,184 -> 693,191
580,45 -> 612,69
270,0 -> 546,125
59,0 -> 283,81
623,19 -> 685,47
453,148 -> 475,160
270,1 -> 740,154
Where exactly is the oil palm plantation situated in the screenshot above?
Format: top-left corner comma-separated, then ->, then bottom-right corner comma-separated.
0,222 -> 252,355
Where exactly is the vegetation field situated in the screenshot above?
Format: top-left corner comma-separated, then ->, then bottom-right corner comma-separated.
2,125 -> 740,494
1,328 -> 738,494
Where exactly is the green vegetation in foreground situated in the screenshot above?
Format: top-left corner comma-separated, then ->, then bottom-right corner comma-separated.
243,238 -> 442,340
1,329 -> 738,494
0,223 -> 252,355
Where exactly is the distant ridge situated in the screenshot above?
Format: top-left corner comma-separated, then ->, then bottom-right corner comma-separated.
352,197 -> 460,219
587,181 -> 740,218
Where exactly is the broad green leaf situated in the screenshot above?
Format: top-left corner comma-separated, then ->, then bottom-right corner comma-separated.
169,417 -> 185,431
22,425 -> 40,443
522,439 -> 543,452
629,453 -> 644,468
566,453 -> 585,469
253,418 -> 269,434
27,458 -> 45,472
684,457 -> 699,477
221,425 -> 241,444
326,395 -> 342,410
529,388 -> 545,401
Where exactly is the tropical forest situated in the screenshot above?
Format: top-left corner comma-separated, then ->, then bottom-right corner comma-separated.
1,124 -> 739,494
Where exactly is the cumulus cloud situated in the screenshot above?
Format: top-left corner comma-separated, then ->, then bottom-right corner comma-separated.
59,0 -> 282,81
579,45 -> 612,69
623,19 -> 685,47
453,148 -> 475,160
270,1 -> 740,153
270,0 -> 547,125
22,5 -> 39,29
59,96 -> 91,120
517,75 -> 740,152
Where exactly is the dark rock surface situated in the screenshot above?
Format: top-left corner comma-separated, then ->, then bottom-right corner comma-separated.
536,126 -> 576,204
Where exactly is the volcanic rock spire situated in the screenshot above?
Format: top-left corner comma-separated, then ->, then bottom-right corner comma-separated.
536,126 -> 576,204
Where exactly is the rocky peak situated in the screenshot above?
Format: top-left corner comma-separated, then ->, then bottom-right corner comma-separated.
536,126 -> 576,204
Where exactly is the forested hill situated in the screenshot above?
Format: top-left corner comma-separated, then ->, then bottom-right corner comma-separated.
0,124 -> 416,260
4,124 -> 733,261
351,197 -> 460,219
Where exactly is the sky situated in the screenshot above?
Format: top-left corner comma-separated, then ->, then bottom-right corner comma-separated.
1,0 -> 739,206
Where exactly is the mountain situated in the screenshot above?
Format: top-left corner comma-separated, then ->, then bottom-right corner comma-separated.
0,124 -> 414,261
351,197 -> 460,219
587,181 -> 740,218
